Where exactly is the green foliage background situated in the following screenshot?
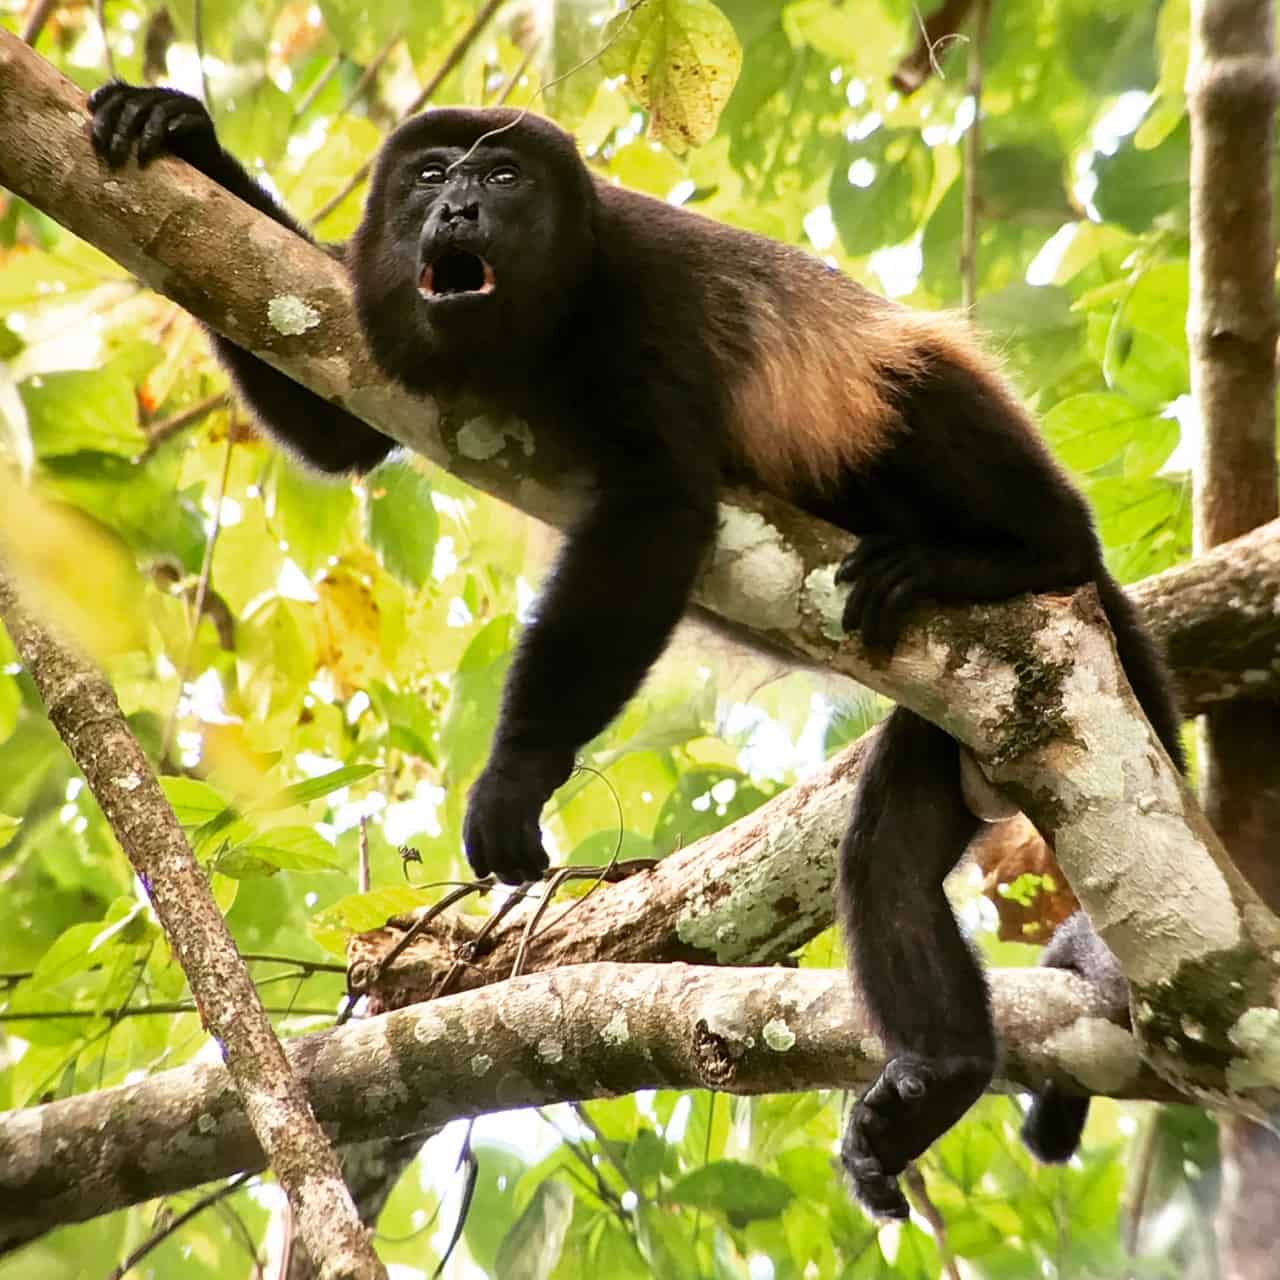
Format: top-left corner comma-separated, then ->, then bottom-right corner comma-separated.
0,0 -> 1238,1276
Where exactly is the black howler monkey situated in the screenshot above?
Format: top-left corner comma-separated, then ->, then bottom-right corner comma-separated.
89,83 -> 1184,1220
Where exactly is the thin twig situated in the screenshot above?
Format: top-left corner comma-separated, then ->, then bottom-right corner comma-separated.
0,1003 -> 344,1023
192,0 -> 209,108
105,1174 -> 253,1280
903,1165 -> 962,1280
959,0 -> 990,312
161,428 -> 234,760
335,32 -> 403,120
143,390 -> 229,454
492,40 -> 541,107
293,53 -> 346,119
96,0 -> 117,79
307,0 -> 506,226
20,0 -> 57,46
891,0 -> 976,96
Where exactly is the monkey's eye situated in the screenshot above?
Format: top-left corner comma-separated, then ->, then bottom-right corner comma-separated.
486,165 -> 520,186
417,163 -> 448,185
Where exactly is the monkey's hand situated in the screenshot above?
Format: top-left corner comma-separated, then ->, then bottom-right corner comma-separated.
835,535 -> 939,652
842,1053 -> 990,1219
89,82 -> 222,175
464,754 -> 568,885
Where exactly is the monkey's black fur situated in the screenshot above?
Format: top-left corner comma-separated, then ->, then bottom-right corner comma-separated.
90,83 -> 1186,1219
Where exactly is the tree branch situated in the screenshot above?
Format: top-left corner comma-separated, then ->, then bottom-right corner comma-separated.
0,569 -> 385,1280
0,960 -> 1173,1248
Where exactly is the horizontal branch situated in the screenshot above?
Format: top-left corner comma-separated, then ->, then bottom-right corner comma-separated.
1132,516 -> 1280,709
0,960 -> 1169,1248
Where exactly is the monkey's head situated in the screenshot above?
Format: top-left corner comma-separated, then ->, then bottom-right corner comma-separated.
350,108 -> 597,386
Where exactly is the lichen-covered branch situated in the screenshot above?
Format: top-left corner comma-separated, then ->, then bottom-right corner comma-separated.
1133,516 -> 1280,710
1186,2 -> 1280,1267
0,568 -> 385,1280
0,960 -> 1167,1248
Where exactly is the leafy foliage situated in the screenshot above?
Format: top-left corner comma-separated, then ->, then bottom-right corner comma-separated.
0,0 -> 1220,1276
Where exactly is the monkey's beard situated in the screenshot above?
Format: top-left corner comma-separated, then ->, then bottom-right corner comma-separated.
419,250 -> 497,299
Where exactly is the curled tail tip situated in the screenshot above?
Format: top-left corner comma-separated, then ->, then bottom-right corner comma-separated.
1020,1084 -> 1089,1164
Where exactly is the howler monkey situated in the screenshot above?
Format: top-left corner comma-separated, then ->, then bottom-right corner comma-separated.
90,83 -> 1184,1220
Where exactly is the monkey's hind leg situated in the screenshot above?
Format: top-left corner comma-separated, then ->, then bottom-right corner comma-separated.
838,707 -> 993,1218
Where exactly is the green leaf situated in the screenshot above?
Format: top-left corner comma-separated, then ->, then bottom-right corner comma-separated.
1042,393 -> 1168,474
440,615 -> 515,783
666,1160 -> 794,1225
464,1144 -> 529,1275
492,1180 -> 574,1280
0,813 -> 21,851
160,777 -> 233,828
268,764 -> 380,808
1088,475 -> 1184,547
216,77 -> 294,169
603,0 -> 744,150
309,886 -> 442,954
652,768 -> 768,855
365,461 -> 438,589
316,0 -> 405,65
270,455 -> 356,575
368,681 -> 438,762
830,129 -> 933,257
21,369 -> 146,458
1093,119 -> 1189,233
217,826 -> 340,878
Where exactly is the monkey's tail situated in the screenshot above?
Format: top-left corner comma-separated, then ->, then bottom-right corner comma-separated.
1023,569 -> 1183,1161
1095,570 -> 1185,770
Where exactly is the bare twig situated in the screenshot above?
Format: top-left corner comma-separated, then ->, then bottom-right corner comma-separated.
334,33 -> 403,120
20,0 -> 58,46
0,567 -> 385,1278
959,0 -> 989,311
143,390 -> 228,453
106,1174 -> 253,1280
293,53 -> 346,119
308,0 -> 506,226
160,429 -> 234,761
891,0 -> 976,96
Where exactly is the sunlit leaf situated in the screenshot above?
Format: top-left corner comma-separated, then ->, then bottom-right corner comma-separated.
603,0 -> 743,150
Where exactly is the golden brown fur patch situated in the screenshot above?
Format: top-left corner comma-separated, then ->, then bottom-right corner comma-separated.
727,283 -> 1015,496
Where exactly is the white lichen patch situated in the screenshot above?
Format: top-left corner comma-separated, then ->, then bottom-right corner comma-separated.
802,563 -> 848,640
455,416 -> 535,462
675,807 -> 843,962
602,1010 -> 631,1046
411,1010 -> 448,1046
1037,638 -> 1240,987
537,1037 -> 565,1064
1044,1018 -> 1141,1093
763,1018 -> 796,1052
1226,1008 -> 1280,1090
470,1054 -> 494,1076
267,295 -> 321,335
115,771 -> 143,792
698,505 -> 803,631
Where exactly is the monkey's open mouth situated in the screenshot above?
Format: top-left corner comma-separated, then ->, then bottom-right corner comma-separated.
419,250 -> 496,299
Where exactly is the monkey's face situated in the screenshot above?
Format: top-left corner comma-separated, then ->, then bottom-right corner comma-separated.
351,109 -> 595,383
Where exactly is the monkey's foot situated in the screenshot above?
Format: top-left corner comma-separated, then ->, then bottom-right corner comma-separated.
835,536 -> 938,652
841,1053 -> 992,1218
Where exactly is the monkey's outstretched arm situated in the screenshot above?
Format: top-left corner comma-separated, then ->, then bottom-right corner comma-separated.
89,82 -> 393,473
464,459 -> 719,884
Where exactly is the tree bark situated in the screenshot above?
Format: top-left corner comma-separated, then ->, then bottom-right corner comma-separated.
1186,4 -> 1280,1276
0,570 -> 385,1280
0,960 -> 1173,1249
